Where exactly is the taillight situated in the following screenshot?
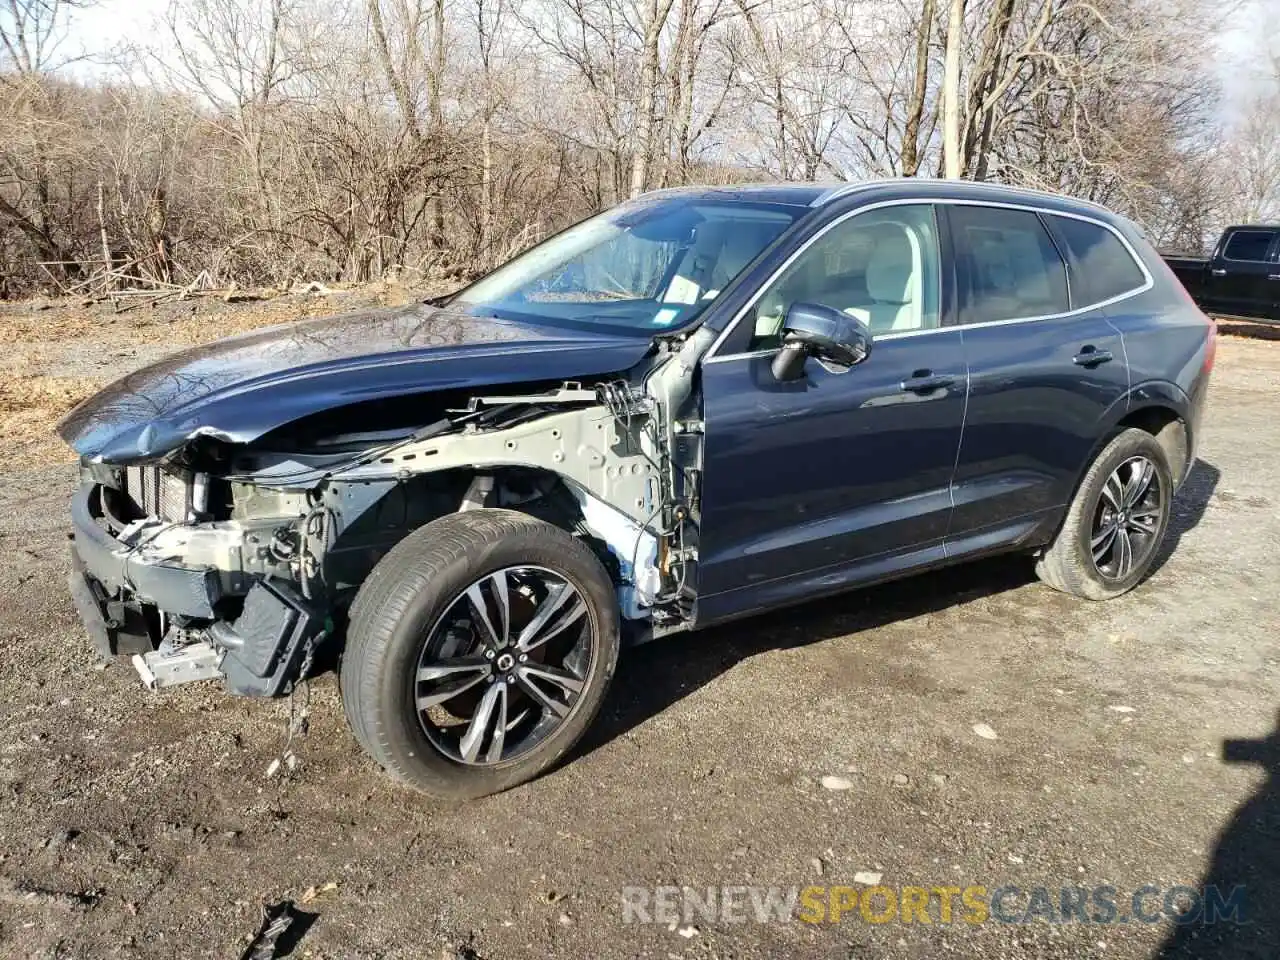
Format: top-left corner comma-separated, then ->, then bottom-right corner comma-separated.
1203,317 -> 1217,374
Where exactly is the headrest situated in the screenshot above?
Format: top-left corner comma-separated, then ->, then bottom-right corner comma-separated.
865,227 -> 917,305
714,226 -> 768,283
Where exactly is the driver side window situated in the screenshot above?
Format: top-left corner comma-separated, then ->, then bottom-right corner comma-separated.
748,204 -> 941,351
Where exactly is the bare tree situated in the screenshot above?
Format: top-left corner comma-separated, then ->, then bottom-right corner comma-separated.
0,0 -> 1260,297
941,0 -> 963,177
1218,89 -> 1280,223
0,0 -> 89,74
901,0 -> 937,176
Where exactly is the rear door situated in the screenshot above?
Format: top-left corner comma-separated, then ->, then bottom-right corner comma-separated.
696,202 -> 967,623
1204,228 -> 1278,319
942,204 -> 1132,554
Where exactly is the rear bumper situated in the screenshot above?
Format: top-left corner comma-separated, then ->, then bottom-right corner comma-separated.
70,484 -> 222,619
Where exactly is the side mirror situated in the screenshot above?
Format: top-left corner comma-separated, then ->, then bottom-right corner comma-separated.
771,302 -> 873,382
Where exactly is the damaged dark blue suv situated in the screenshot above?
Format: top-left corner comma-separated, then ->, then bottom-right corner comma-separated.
60,179 -> 1215,798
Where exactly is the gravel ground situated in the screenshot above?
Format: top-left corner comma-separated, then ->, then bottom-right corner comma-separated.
0,319 -> 1277,960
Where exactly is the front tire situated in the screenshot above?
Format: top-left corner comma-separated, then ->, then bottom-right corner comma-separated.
1036,428 -> 1172,600
340,509 -> 620,800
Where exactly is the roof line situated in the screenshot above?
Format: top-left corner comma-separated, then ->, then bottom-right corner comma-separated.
811,177 -> 1113,214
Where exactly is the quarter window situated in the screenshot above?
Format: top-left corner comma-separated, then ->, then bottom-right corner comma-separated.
747,204 -> 941,350
1046,215 -> 1147,307
949,206 -> 1070,324
1223,230 -> 1276,263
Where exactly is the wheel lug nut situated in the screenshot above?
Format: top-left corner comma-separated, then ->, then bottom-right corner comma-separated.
485,650 -> 495,660
518,654 -> 527,663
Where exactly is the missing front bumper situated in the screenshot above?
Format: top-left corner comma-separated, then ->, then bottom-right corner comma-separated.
70,484 -> 222,619
104,579 -> 322,697
68,550 -> 157,658
69,483 -> 325,696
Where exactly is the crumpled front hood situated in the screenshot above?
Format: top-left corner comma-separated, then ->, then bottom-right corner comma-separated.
58,303 -> 652,463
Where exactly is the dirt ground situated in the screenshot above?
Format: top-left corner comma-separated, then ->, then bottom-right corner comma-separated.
0,299 -> 1277,960
0,283 -> 442,469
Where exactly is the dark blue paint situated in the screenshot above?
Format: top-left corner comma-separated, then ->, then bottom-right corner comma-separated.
947,310 -> 1129,538
58,305 -> 652,462
687,180 -> 1213,627
58,179 -> 1213,629
696,332 -> 966,622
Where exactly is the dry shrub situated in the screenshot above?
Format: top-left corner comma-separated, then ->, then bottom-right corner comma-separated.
0,281 -> 457,469
0,375 -> 100,468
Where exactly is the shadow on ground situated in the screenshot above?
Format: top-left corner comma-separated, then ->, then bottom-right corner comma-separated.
1150,458 -> 1220,577
1158,711 -> 1280,959
1216,321 -> 1280,343
582,457 -> 1220,758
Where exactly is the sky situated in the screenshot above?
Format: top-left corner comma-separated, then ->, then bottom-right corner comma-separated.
58,0 -> 1276,106
62,0 -> 164,71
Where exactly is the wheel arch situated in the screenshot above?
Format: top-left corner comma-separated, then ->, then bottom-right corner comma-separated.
1038,383 -> 1190,553
321,463 -> 657,625
1114,378 -> 1193,486
1084,381 -> 1192,492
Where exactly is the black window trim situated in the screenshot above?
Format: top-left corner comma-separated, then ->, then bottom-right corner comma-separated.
1042,211 -> 1149,312
703,198 -> 1155,363
1037,211 -> 1074,310
1221,228 -> 1280,264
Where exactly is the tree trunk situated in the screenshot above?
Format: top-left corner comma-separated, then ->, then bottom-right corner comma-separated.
429,0 -> 447,249
942,0 -> 966,179
631,9 -> 662,197
630,0 -> 676,197
367,0 -> 420,140
961,0 -> 1016,181
96,181 -> 112,292
481,110 -> 493,258
902,0 -> 936,176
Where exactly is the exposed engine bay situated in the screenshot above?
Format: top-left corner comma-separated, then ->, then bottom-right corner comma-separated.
68,327 -> 715,697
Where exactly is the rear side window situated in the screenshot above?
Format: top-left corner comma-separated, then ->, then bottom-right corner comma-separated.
1223,229 -> 1276,262
949,206 -> 1070,324
1046,215 -> 1148,307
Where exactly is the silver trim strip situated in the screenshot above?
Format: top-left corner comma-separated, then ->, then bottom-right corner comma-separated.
811,178 -> 1114,216
809,181 -> 882,207
704,197 -> 1155,364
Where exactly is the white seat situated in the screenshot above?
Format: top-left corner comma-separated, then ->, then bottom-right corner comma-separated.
751,220 -> 926,342
858,224 -> 923,332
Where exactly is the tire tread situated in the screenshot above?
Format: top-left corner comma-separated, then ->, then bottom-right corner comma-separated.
339,509 -> 619,798
1035,427 -> 1172,601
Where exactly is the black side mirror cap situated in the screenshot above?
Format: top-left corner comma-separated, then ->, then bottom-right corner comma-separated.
771,302 -> 873,381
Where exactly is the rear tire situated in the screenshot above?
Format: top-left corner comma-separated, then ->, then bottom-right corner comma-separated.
340,509 -> 620,800
1036,428 -> 1172,600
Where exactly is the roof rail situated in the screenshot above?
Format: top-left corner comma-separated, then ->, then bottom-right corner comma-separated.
811,177 -> 1113,214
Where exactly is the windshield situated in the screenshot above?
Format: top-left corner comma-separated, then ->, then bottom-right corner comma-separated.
451,197 -> 804,334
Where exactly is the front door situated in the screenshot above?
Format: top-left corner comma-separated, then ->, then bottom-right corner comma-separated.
1203,228 -> 1278,319
1269,238 -> 1280,321
696,203 -> 967,624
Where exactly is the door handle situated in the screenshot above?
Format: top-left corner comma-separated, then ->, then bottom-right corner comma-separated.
1073,346 -> 1114,367
1269,274 -> 1280,280
900,372 -> 955,393
1211,268 -> 1227,276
